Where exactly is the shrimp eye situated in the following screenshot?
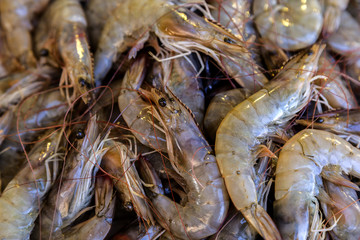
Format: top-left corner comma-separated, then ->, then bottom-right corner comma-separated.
76,129 -> 85,139
315,117 -> 324,123
224,37 -> 235,44
124,202 -> 133,211
39,48 -> 49,57
158,98 -> 167,107
78,78 -> 92,89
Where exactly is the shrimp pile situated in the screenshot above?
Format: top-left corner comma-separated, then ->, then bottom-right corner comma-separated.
1,0 -> 360,239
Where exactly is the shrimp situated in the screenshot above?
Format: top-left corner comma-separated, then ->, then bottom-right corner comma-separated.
85,0 -> 123,48
33,115 -> 109,239
215,43 -> 325,239
322,0 -> 349,35
140,88 -> 229,239
102,139 -> 155,225
161,54 -> 205,125
93,0 -> 169,85
118,56 -> 167,152
204,88 -> 249,141
0,0 -> 49,68
35,0 -> 94,104
62,175 -> 116,239
274,129 -> 360,239
320,175 -> 360,240
315,51 -> 357,109
155,6 -> 269,93
0,129 -> 64,239
296,109 -> 360,146
112,222 -> 164,240
253,0 -> 323,51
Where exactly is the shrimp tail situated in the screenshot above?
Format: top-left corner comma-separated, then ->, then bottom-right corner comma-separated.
138,156 -> 165,196
242,204 -> 282,240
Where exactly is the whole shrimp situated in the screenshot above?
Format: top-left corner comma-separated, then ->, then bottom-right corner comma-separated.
215,43 -> 325,239
102,139 -> 155,224
140,88 -> 229,239
35,0 -> 94,104
204,88 -> 249,141
155,6 -> 268,93
322,0 -> 349,34
33,115 -> 109,239
0,129 -> 64,239
62,175 -> 116,239
118,56 -> 167,152
274,129 -> 360,239
320,174 -> 360,239
93,0 -> 169,85
253,0 -> 323,51
0,0 -> 49,68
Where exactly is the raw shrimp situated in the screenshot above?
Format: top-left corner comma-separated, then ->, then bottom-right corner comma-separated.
102,139 -> 155,224
35,0 -> 94,104
155,7 -> 269,93
118,56 -> 167,152
33,115 -> 109,239
322,0 -> 349,34
320,175 -> 360,240
0,0 -> 49,68
162,54 -> 205,125
93,0 -> 169,84
274,129 -> 360,239
204,88 -> 248,141
140,88 -> 229,239
62,176 -> 116,239
112,222 -> 164,240
315,51 -> 357,110
253,0 -> 323,51
0,129 -> 64,239
85,0 -> 122,48
215,43 -> 325,239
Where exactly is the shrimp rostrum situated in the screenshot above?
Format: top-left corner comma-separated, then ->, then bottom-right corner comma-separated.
215,43 -> 325,239
274,129 -> 360,239
140,88 -> 229,239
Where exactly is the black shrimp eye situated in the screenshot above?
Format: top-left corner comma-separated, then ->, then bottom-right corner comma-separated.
224,37 -> 235,44
158,98 -> 167,107
76,129 -> 85,139
315,117 -> 324,123
124,202 -> 133,211
39,48 -> 49,57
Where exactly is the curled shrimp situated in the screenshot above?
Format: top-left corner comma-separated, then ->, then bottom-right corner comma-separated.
0,129 -> 64,239
35,0 -> 94,104
0,0 -> 49,68
140,88 -> 229,239
154,6 -> 268,93
215,43 -> 325,239
253,0 -> 323,51
34,115 -> 109,239
274,129 -> 360,239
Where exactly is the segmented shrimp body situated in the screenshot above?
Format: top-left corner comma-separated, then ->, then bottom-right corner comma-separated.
274,129 -> 360,239
215,43 -> 325,239
0,0 -> 49,68
0,129 -> 63,239
322,0 -> 349,34
35,0 -> 94,104
141,88 -> 229,239
253,0 -> 323,51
